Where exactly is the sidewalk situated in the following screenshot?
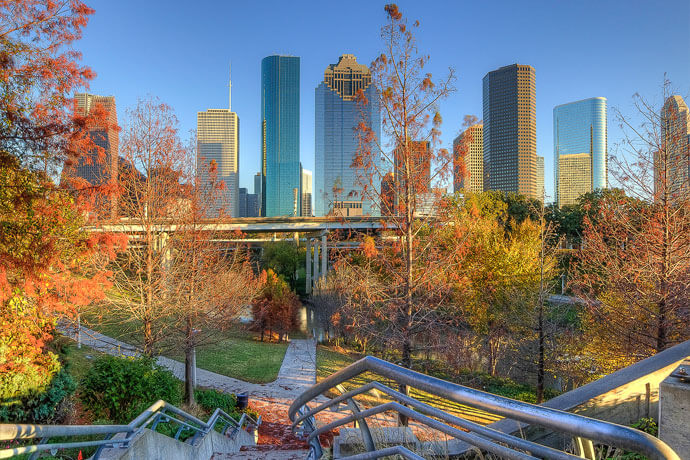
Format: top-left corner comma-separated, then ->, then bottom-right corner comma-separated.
63,325 -> 317,399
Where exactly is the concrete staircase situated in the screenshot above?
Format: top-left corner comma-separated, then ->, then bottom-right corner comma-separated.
211,447 -> 309,459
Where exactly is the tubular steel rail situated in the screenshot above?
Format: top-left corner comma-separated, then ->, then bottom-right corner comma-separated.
0,399 -> 261,459
288,356 -> 680,460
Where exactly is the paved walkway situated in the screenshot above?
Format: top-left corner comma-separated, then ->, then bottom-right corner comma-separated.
62,325 -> 342,454
63,325 -> 317,399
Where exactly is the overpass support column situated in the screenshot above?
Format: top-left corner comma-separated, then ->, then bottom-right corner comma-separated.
321,233 -> 327,282
313,242 -> 320,288
305,238 -> 312,295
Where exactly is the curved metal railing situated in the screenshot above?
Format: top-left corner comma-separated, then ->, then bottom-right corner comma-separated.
288,356 -> 680,460
0,399 -> 261,459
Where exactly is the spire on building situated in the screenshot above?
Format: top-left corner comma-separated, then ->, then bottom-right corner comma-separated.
228,61 -> 232,111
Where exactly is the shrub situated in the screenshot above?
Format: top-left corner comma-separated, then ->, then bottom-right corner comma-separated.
0,369 -> 76,423
0,297 -> 61,402
80,355 -> 181,423
194,389 -> 237,416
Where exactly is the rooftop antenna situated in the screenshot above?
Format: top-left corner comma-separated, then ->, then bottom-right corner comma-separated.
228,61 -> 232,111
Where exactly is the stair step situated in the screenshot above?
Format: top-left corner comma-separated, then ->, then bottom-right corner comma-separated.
211,449 -> 309,459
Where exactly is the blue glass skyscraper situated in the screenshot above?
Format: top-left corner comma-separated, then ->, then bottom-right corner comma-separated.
315,54 -> 380,216
261,55 -> 300,216
553,97 -> 607,206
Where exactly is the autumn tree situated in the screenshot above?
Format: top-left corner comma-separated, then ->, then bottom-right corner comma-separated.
252,270 -> 299,342
571,80 -> 690,362
94,97 -> 190,354
167,145 -> 261,406
0,1 -> 123,403
339,4 -> 456,373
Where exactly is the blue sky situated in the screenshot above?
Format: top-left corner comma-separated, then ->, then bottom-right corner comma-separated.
77,0 -> 690,201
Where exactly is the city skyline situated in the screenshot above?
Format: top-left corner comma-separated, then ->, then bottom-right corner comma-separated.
73,1 -> 689,202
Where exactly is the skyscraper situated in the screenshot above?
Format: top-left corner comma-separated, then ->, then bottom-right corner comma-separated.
261,55 -> 300,216
536,155 -> 544,202
483,64 -> 537,198
197,71 -> 239,217
238,187 -> 248,217
554,97 -> 607,207
394,140 -> 431,195
63,93 -> 119,218
301,166 -> 312,217
453,124 -> 483,194
381,172 -> 396,216
658,95 -> 690,198
558,153 -> 592,207
315,54 -> 380,216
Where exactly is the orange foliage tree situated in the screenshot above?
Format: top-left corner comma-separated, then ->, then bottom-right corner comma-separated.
337,4 -> 457,370
1,0 -> 124,399
252,270 -> 299,343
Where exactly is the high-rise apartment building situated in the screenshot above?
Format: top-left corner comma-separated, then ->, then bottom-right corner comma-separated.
558,153 -> 592,207
301,166 -> 313,217
536,155 -> 544,202
394,140 -> 431,195
254,172 -> 262,215
658,95 -> 690,198
381,172 -> 396,216
63,93 -> 119,218
238,187 -> 248,217
197,72 -> 239,217
453,124 -> 483,194
554,97 -> 607,207
315,54 -> 380,216
483,64 -> 537,198
261,55 -> 300,216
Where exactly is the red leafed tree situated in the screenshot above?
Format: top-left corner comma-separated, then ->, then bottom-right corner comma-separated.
1,1 -> 124,400
571,79 -> 690,362
252,270 -> 299,343
1,0 -> 101,172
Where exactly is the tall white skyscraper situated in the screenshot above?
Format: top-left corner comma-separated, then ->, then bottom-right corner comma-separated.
301,166 -> 312,217
197,69 -> 239,217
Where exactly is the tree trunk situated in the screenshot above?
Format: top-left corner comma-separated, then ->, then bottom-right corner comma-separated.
537,307 -> 545,404
184,316 -> 196,407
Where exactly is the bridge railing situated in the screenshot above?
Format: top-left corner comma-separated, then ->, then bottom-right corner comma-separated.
0,399 -> 260,459
288,356 -> 680,460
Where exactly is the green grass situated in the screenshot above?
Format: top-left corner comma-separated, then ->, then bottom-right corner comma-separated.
316,345 -> 502,426
81,312 -> 288,383
167,337 -> 288,384
61,340 -> 107,382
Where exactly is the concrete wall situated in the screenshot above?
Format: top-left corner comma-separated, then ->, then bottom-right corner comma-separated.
98,426 -> 255,460
453,340 -> 690,454
659,360 -> 690,459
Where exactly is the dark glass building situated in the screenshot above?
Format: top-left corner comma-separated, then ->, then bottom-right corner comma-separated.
482,64 -> 537,198
261,55 -> 300,216
315,54 -> 380,216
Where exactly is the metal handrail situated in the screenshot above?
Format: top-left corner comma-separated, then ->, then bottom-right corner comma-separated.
288,356 -> 680,460
0,399 -> 261,459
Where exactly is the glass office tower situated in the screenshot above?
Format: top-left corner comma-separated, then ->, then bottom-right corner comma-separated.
553,97 -> 607,207
315,54 -> 380,216
482,64 -> 537,198
261,55 -> 300,216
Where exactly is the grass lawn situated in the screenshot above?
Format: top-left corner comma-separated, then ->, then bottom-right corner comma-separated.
81,312 -> 288,383
167,337 -> 288,384
316,344 -> 502,426
61,340 -> 107,382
